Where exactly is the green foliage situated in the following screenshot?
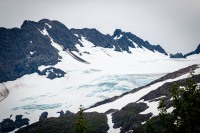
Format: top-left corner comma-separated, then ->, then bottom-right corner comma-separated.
76,105 -> 87,133
158,98 -> 167,118
157,74 -> 200,133
145,119 -> 155,133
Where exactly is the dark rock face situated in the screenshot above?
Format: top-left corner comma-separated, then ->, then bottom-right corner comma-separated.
71,28 -> 114,49
39,112 -> 48,121
0,19 -> 81,83
0,115 -> 29,133
184,44 -> 200,57
39,67 -> 66,79
105,109 -> 119,114
17,111 -> 109,133
57,110 -> 65,117
171,44 -> 200,58
57,110 -> 75,117
38,19 -> 81,51
112,103 -> 152,133
112,30 -> 167,54
0,20 -> 60,83
139,74 -> 200,108
170,53 -> 185,58
71,28 -> 168,54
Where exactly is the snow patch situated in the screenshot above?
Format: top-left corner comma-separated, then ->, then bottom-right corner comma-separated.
114,34 -> 123,40
38,65 -> 50,72
128,39 -> 138,48
107,114 -> 120,133
38,28 -> 49,36
74,34 -> 79,37
140,100 -> 160,116
45,23 -> 52,28
30,51 -> 36,55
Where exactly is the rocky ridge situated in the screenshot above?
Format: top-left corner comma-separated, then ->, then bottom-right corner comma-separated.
0,19 -> 169,83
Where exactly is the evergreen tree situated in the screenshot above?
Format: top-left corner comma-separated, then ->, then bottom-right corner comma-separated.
145,119 -> 155,133
157,74 -> 200,133
76,105 -> 86,133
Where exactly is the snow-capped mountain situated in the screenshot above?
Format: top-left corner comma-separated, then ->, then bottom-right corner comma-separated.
0,19 -> 200,133
1,19 -> 199,83
0,19 -> 169,83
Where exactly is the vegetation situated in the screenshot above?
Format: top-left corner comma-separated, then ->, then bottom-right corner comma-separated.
16,107 -> 109,133
76,105 -> 86,133
145,73 -> 200,133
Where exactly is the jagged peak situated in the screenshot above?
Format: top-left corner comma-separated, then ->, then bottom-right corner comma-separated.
38,18 -> 52,24
112,29 -> 124,37
20,20 -> 38,29
71,28 -> 100,33
195,44 -> 200,53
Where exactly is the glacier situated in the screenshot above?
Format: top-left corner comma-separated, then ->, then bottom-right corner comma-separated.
0,27 -> 200,127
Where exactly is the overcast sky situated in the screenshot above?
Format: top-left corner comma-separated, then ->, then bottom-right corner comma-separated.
0,0 -> 200,54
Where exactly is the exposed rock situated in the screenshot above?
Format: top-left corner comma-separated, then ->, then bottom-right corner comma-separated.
57,110 -> 65,117
65,110 -> 75,117
112,103 -> 152,133
39,67 -> 66,79
0,20 -> 61,83
171,44 -> 200,58
116,31 -> 167,54
0,115 -> 29,133
184,44 -> 200,57
1,19 -> 199,84
0,118 -> 15,133
71,28 -> 114,49
170,53 -> 185,58
39,112 -> 48,121
105,109 -> 119,114
139,74 -> 200,108
15,115 -> 29,128
71,28 -> 167,54
0,84 -> 9,102
17,112 -> 109,133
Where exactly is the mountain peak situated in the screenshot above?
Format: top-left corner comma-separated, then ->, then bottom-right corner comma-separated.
112,29 -> 124,37
21,20 -> 35,29
195,44 -> 200,54
38,18 -> 52,24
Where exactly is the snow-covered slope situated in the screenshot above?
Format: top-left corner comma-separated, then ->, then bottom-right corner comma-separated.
85,66 -> 200,133
86,72 -> 190,113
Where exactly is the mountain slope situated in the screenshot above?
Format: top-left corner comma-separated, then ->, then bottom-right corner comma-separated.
184,44 -> 200,57
170,44 -> 200,58
6,65 -> 200,133
0,19 -> 169,83
85,65 -> 200,133
1,19 -> 200,133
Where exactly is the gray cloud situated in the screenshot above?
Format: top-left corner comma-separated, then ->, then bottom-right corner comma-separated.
0,0 -> 200,54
